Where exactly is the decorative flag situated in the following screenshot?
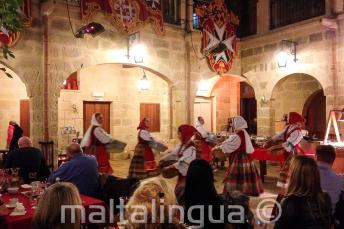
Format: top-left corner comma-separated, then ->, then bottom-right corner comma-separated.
195,0 -> 239,75
81,0 -> 165,35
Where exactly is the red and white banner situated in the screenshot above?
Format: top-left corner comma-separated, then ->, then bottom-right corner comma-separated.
81,0 -> 165,35
196,0 -> 239,74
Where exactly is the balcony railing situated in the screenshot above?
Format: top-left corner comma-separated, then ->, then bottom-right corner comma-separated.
270,0 -> 325,29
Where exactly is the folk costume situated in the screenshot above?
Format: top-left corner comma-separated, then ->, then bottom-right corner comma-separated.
128,118 -> 159,180
160,125 -> 200,204
271,112 -> 305,189
81,114 -> 113,174
269,112 -> 305,221
195,120 -> 213,162
219,116 -> 263,196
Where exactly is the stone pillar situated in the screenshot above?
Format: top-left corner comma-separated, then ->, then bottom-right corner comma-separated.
257,0 -> 270,34
257,101 -> 274,136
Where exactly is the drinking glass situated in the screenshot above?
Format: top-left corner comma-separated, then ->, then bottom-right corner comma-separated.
28,172 -> 37,181
11,168 -> 19,177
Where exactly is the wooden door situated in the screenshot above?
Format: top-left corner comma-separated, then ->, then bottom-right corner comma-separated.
140,103 -> 160,132
303,90 -> 326,139
83,102 -> 111,134
194,99 -> 213,132
20,100 -> 30,137
240,98 -> 257,135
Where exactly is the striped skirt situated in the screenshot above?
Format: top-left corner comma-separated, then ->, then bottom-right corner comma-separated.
128,143 -> 159,180
223,152 -> 264,196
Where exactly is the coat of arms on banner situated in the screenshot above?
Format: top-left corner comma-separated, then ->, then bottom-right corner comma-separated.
81,0 -> 165,35
195,0 -> 239,74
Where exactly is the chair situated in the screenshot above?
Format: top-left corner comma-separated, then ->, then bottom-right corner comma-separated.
0,149 -> 8,168
38,141 -> 54,171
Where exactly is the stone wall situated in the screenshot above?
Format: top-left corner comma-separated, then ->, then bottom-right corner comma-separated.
271,73 -> 322,132
211,77 -> 240,131
0,1 -> 43,146
0,71 -> 28,148
240,19 -> 336,135
58,64 -> 169,152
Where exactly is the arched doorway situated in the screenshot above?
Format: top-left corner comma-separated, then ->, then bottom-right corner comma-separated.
194,75 -> 255,133
0,66 -> 29,149
58,64 -> 171,151
302,89 -> 326,139
271,73 -> 325,134
240,82 -> 257,135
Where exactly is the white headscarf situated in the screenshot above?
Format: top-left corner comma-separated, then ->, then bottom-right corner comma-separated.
80,114 -> 101,148
233,116 -> 254,154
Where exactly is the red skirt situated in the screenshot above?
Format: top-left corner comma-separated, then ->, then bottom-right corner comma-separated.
95,145 -> 113,174
223,152 -> 263,196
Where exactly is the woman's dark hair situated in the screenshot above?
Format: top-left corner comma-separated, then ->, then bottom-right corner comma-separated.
185,159 -> 219,204
184,159 -> 223,228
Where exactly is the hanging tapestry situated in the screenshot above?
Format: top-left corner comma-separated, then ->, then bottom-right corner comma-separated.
195,0 -> 239,74
80,0 -> 165,35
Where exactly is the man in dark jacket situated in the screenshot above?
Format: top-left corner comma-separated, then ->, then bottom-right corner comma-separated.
5,137 -> 50,183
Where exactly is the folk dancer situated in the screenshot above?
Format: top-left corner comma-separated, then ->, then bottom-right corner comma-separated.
195,116 -> 213,163
267,111 -> 305,219
160,125 -> 203,204
128,118 -> 160,180
81,113 -> 114,174
213,116 -> 264,196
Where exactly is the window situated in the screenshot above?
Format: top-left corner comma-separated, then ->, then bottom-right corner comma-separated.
193,13 -> 201,30
162,0 -> 181,25
270,0 -> 325,29
140,103 -> 160,132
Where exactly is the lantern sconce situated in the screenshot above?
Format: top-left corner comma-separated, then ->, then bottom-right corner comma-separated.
277,40 -> 298,68
139,69 -> 149,91
126,32 -> 146,63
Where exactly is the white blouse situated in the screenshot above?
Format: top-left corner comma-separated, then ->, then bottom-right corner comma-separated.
220,134 -> 241,154
272,124 -> 303,152
94,127 -> 113,144
161,143 -> 197,176
196,125 -> 209,138
139,130 -> 154,142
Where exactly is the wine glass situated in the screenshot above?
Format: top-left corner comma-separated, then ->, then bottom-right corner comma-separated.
10,168 -> 19,177
28,172 -> 37,182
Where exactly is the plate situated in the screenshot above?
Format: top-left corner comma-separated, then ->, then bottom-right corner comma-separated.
6,204 -> 16,209
10,211 -> 27,216
21,184 -> 32,189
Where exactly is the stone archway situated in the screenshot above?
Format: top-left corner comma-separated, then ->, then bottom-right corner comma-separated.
0,64 -> 30,148
302,89 -> 326,139
194,74 -> 255,133
270,73 -> 324,134
57,63 -> 173,151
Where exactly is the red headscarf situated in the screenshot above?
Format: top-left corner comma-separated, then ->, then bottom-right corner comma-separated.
288,112 -> 304,125
178,124 -> 202,144
137,118 -> 148,130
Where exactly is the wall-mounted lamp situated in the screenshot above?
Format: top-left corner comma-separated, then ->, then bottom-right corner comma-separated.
277,40 -> 297,68
198,80 -> 209,91
127,32 -> 146,63
139,69 -> 149,90
260,95 -> 269,103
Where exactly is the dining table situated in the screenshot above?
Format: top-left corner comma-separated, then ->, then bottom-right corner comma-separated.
0,189 -> 110,229
251,147 -> 315,182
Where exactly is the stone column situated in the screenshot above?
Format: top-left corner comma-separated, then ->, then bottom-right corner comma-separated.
257,0 -> 270,34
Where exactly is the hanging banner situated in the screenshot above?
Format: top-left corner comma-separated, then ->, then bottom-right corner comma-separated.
80,0 -> 165,35
195,0 -> 239,75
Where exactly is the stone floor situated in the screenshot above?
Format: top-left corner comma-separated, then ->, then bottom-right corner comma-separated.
110,158 -> 280,228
